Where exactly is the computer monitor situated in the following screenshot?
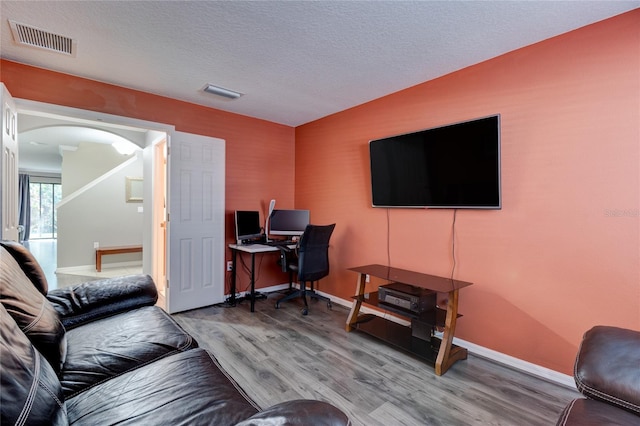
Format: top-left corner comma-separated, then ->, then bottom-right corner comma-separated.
234,210 -> 262,243
269,209 -> 310,237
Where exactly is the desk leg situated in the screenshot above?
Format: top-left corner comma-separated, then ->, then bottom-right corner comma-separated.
345,272 -> 367,332
435,289 -> 467,376
250,253 -> 256,312
230,249 -> 237,306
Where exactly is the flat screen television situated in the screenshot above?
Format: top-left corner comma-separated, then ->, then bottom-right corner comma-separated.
234,210 -> 262,242
369,114 -> 501,209
269,209 -> 310,237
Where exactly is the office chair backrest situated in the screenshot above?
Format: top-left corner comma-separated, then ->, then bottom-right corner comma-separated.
296,223 -> 336,282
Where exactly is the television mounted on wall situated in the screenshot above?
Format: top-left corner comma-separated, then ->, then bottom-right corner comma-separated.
369,114 -> 501,209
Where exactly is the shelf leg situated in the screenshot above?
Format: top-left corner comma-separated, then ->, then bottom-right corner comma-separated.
435,289 -> 467,375
345,272 -> 367,332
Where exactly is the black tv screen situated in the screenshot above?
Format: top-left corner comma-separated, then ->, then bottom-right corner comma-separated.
369,115 -> 501,209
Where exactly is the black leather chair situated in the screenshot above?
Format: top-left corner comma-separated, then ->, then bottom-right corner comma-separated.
275,223 -> 336,315
556,326 -> 640,425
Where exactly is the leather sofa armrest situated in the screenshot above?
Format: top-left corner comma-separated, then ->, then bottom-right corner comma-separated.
235,400 -> 350,426
556,398 -> 640,426
46,274 -> 158,330
574,326 -> 640,415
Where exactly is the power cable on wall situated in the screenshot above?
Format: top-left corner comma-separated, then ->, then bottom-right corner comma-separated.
386,208 -> 391,268
451,209 -> 458,281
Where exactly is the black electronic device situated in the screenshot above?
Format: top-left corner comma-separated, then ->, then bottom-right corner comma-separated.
234,210 -> 263,244
269,209 -> 310,237
378,282 -> 436,314
369,114 -> 501,209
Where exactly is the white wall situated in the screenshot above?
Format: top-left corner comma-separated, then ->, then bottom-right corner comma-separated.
57,144 -> 143,268
62,142 -> 135,195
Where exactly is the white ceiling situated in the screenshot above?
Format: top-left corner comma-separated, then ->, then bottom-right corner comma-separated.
16,113 -> 148,173
2,1 -> 638,128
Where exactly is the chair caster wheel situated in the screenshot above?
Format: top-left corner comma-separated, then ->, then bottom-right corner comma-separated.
301,308 -> 308,316
275,303 -> 280,309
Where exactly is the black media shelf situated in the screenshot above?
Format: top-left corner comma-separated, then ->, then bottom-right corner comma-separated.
355,315 -> 446,365
346,265 -> 472,375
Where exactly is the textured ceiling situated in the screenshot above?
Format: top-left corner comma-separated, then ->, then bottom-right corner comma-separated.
1,1 -> 638,128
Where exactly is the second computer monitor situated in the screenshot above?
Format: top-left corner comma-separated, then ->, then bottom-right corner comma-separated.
269,209 -> 310,237
235,210 -> 262,243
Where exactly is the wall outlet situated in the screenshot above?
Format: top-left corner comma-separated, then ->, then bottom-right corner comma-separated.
93,242 -> 99,249
365,274 -> 370,283
226,261 -> 233,272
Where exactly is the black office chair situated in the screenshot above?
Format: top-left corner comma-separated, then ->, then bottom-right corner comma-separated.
275,223 -> 336,315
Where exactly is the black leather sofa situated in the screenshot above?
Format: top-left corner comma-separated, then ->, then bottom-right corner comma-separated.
556,326 -> 640,425
1,241 -> 350,425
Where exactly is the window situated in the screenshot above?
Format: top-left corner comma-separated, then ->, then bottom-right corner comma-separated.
29,182 -> 62,239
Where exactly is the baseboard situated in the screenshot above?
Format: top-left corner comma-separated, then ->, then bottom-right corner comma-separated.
56,264 -> 97,274
449,336 -> 576,389
226,283 -> 289,299
56,261 -> 142,274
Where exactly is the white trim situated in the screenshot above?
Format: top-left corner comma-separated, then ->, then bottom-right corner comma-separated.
14,99 -> 174,134
450,336 -> 576,389
56,260 -> 142,275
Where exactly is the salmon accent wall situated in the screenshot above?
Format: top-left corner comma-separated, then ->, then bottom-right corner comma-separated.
295,10 -> 639,374
0,59 -> 296,292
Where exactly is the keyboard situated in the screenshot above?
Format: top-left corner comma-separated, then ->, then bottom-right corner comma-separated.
266,240 -> 295,247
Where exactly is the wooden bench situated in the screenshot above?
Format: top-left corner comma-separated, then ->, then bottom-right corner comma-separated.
95,245 -> 143,272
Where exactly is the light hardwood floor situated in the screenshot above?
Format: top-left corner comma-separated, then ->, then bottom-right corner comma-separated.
173,294 -> 580,426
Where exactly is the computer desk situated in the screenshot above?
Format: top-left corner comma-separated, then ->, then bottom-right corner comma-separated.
228,243 -> 296,312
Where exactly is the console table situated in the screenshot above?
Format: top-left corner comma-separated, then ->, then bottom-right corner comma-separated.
95,245 -> 142,272
345,264 -> 472,375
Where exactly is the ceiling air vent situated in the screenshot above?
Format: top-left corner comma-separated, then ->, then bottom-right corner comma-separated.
9,20 -> 76,56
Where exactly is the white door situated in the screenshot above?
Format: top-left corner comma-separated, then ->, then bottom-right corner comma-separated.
166,131 -> 225,313
152,139 -> 167,295
1,84 -> 19,242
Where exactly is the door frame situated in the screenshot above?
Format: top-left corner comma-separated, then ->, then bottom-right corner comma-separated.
13,98 -> 173,285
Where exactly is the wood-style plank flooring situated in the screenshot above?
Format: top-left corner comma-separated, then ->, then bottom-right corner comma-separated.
173,294 -> 580,426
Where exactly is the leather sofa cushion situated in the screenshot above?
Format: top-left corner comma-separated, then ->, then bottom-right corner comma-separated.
61,305 -> 197,397
0,240 -> 49,295
1,304 -> 67,425
236,399 -> 351,426
556,398 -> 639,426
575,326 -> 640,414
0,246 -> 66,373
66,348 -> 260,425
47,274 -> 158,330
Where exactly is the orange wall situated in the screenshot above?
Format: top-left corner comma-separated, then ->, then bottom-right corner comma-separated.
0,59 -> 296,293
296,10 -> 639,374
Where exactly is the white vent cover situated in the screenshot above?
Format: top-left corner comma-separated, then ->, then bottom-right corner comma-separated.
9,20 -> 76,56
